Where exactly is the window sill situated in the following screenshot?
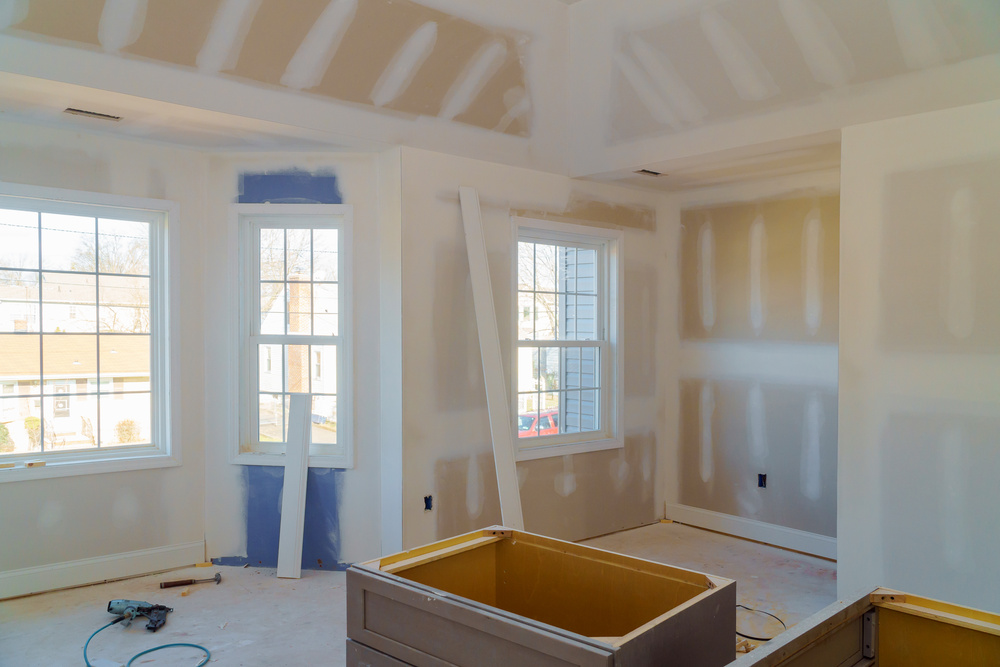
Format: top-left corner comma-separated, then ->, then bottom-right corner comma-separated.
231,451 -> 353,470
0,450 -> 180,483
515,436 -> 623,462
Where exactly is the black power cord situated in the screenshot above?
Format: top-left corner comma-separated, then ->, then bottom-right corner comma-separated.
735,604 -> 787,642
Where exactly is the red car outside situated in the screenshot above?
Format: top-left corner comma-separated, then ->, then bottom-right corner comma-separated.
517,409 -> 559,438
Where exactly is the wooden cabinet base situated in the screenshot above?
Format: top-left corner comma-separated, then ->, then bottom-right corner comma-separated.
347,526 -> 736,667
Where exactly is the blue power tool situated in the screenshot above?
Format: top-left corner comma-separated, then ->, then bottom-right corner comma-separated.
106,599 -> 173,631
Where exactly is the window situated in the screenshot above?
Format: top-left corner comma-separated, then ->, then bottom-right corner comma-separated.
0,183 -> 174,479
513,217 -> 623,460
236,205 -> 352,468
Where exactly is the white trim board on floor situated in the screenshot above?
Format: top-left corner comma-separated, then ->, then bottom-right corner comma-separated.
664,504 -> 836,561
0,540 -> 205,601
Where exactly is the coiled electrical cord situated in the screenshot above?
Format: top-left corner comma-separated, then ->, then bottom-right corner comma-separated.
83,616 -> 210,667
735,604 -> 787,642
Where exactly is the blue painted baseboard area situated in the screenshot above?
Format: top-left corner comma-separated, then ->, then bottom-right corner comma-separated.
213,466 -> 346,570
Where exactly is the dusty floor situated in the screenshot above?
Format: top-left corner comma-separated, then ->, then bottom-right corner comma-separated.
584,521 -> 838,644
0,522 -> 835,665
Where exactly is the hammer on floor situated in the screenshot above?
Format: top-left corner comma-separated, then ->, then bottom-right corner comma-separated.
159,572 -> 222,589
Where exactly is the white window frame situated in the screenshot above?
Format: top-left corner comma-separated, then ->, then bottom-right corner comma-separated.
0,181 -> 177,482
512,216 -> 624,461
234,204 -> 354,469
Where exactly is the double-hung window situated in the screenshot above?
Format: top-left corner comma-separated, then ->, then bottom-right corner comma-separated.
236,205 -> 352,468
0,183 -> 173,479
513,217 -> 623,460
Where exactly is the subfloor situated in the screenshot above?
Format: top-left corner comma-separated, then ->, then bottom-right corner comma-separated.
0,522 -> 836,666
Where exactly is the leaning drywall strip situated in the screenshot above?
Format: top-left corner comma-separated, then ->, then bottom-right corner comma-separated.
458,186 -> 524,530
277,393 -> 311,578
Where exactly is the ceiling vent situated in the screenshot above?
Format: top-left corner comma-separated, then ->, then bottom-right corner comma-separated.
633,168 -> 663,177
63,107 -> 122,122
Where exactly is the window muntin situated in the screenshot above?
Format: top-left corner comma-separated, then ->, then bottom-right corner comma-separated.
0,192 -> 166,467
238,207 -> 351,468
514,221 -> 622,459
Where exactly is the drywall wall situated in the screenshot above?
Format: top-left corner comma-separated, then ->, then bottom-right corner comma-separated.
398,147 -> 675,548
202,153 -> 384,567
0,120 -> 207,573
839,99 -> 1000,613
670,178 -> 840,544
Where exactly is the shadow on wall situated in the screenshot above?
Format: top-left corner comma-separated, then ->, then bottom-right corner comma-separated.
880,158 -> 1000,352
624,266 -> 657,399
432,243 -> 486,411
434,451 -> 503,538
679,378 -> 837,537
880,411 -> 1000,612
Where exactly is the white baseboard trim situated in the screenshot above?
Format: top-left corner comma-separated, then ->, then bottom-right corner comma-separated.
0,540 -> 205,601
664,503 -> 837,560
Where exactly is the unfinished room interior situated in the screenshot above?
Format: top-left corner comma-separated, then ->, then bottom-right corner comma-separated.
0,0 -> 998,664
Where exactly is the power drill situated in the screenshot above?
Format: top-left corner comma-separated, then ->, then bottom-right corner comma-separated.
106,599 -> 173,631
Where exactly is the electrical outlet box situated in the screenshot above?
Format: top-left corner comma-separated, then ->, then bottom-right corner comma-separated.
758,474 -> 766,488
423,495 -> 433,511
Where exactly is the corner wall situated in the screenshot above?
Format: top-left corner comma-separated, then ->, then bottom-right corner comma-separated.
839,99 -> 1000,612
399,147 -> 676,548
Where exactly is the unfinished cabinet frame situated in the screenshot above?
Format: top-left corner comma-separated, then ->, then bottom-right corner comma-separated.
734,587 -> 1000,667
347,527 -> 736,667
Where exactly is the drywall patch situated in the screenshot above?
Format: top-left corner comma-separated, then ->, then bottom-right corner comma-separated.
123,0 -> 223,68
880,158 -> 1000,352
214,466 -> 346,569
12,0 -> 104,46
680,195 -> 839,343
513,192 -> 656,232
238,169 -> 343,204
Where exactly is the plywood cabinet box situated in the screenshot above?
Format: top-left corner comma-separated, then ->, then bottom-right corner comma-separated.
733,588 -> 1000,667
347,527 -> 736,667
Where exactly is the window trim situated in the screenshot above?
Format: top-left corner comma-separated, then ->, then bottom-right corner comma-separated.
232,203 -> 354,469
511,216 -> 624,462
0,181 -> 178,483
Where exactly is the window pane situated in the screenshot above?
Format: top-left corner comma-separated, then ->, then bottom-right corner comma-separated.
260,283 -> 285,335
517,242 -> 534,291
42,273 -> 96,333
517,394 -> 538,438
534,293 -> 557,340
539,392 -> 560,436
564,347 -> 600,390
42,334 -> 97,392
259,228 -> 284,281
98,219 -> 149,275
0,396 -> 41,454
0,271 -> 40,333
100,335 -> 150,391
313,229 -> 338,281
287,283 -> 311,335
41,213 -> 95,272
311,395 -> 337,445
99,275 -> 150,333
517,347 -> 537,393
537,346 -> 560,391
100,392 -> 151,447
258,344 -> 282,393
563,294 -> 598,341
574,248 -> 598,294
0,335 -> 39,389
564,389 -> 600,434
535,243 -> 556,292
286,228 -> 310,280
44,393 -> 98,451
517,293 -> 534,340
311,345 -> 336,394
285,345 -> 310,393
0,209 -> 39,270
258,393 -> 284,442
313,283 -> 338,336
